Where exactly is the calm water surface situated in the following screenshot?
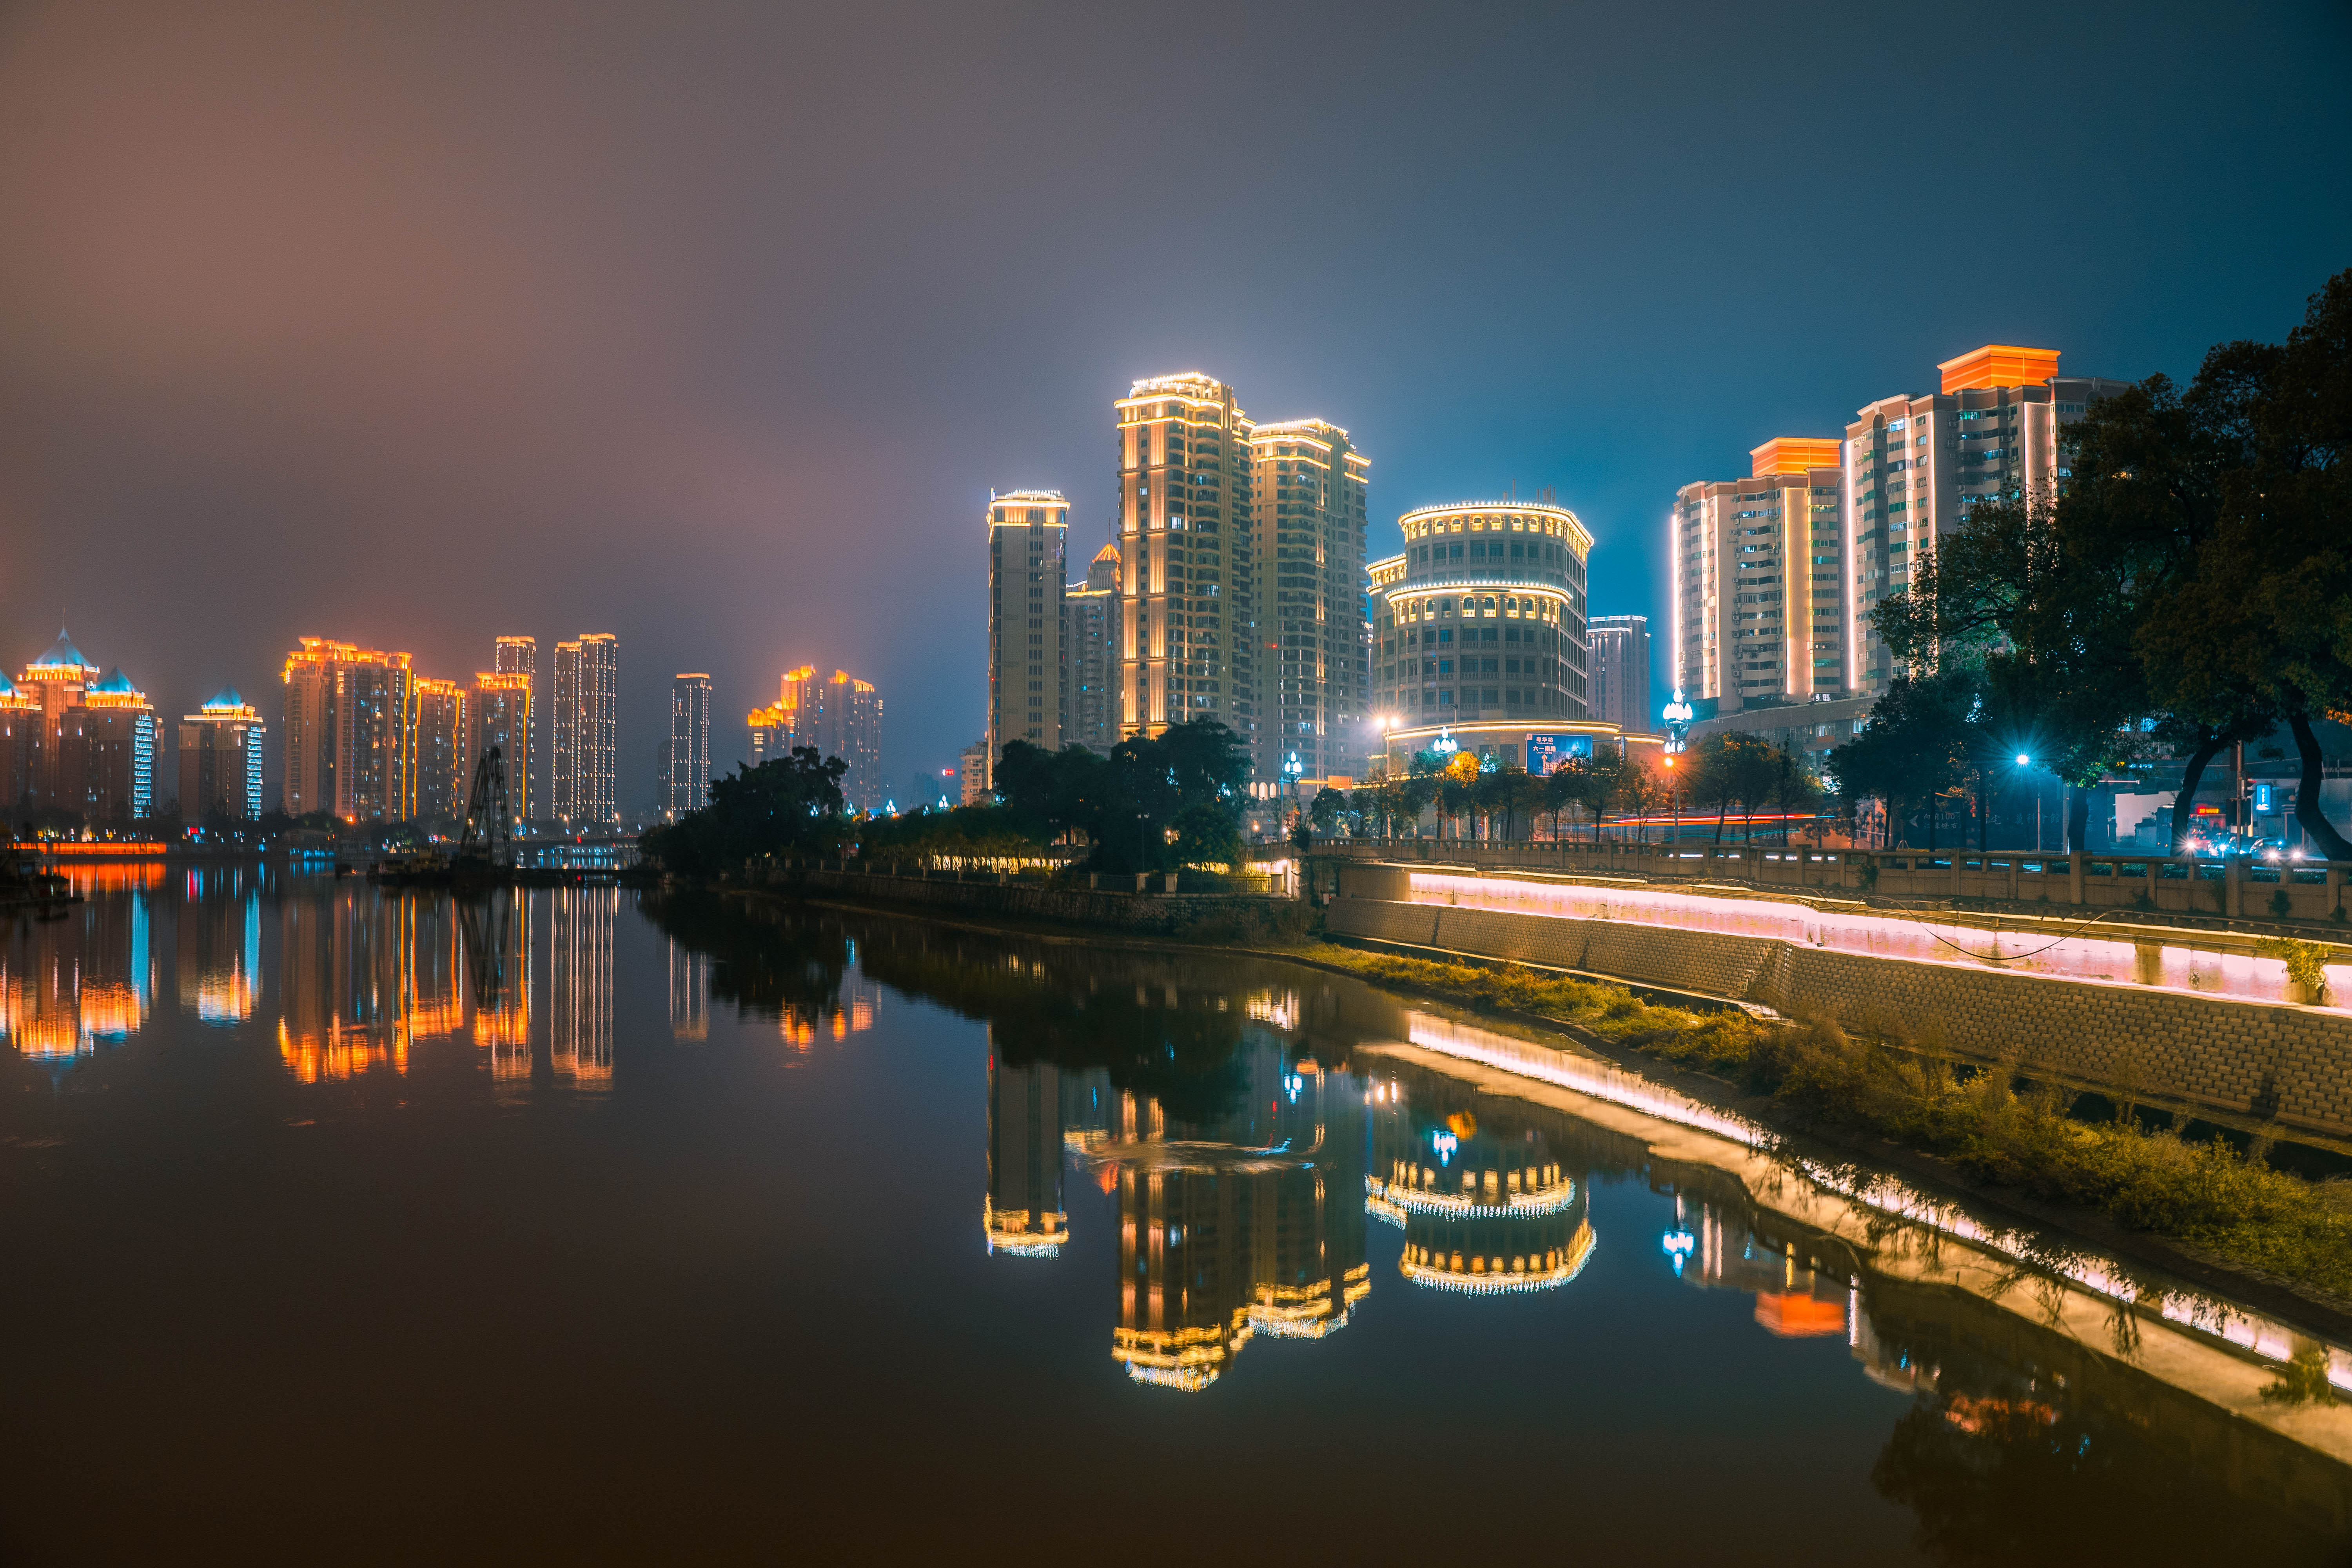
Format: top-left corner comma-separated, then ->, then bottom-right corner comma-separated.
2,868 -> 2345,1565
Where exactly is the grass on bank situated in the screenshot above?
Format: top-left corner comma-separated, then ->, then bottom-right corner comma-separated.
1298,944 -> 2352,1304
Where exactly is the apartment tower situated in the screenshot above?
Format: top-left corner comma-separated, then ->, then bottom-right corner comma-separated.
470,671 -> 532,823
750,666 -> 882,811
550,633 -> 619,827
667,672 -> 713,821
1671,438 -> 1845,711
1247,420 -> 1370,783
413,678 -> 470,822
1115,374 -> 1255,742
986,490 -> 1069,778
78,668 -> 160,821
176,688 -> 266,823
1063,543 -> 1123,757
1586,615 -> 1653,735
1844,346 -> 2131,693
280,638 -> 417,821
494,636 -> 537,811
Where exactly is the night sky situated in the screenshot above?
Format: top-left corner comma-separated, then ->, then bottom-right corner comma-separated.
2,1 -> 2347,801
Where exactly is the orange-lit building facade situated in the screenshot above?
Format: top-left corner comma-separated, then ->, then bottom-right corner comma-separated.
280,638 -> 419,822
1672,438 -> 1846,710
1248,419 -> 1370,785
414,678 -> 469,824
470,671 -> 532,824
7,634 -> 161,823
746,664 -> 882,812
1842,345 -> 2132,693
1116,373 -> 1256,744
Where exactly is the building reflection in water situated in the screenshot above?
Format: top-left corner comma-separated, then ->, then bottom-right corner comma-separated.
0,887 -> 152,1061
279,888 -> 469,1082
1661,1194 -> 1855,1339
668,941 -> 710,1042
984,1050 -> 1066,1257
1365,1069 -> 1594,1294
177,873 -> 260,1024
1063,994 -> 1369,1392
549,886 -> 615,1090
779,974 -> 878,1049
464,891 -> 534,1082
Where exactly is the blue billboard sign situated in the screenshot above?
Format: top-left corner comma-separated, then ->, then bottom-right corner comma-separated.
1527,734 -> 1592,775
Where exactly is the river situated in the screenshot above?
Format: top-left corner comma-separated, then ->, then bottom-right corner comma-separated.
2,867 -> 2346,1564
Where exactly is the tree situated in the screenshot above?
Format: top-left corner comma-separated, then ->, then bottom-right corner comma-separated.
1306,786 -> 1348,837
1680,732 -> 1778,843
641,746 -> 849,876
1615,762 -> 1661,844
2136,272 -> 2352,857
1829,677 -> 1973,848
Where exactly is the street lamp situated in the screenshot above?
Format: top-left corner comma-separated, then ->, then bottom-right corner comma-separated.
1284,750 -> 1304,837
2011,752 -> 2040,851
1663,752 -> 1680,848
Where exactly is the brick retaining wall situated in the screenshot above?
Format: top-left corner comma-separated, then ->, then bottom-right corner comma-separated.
1326,897 -> 2352,1136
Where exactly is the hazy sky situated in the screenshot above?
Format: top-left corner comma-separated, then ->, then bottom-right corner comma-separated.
3,0 -> 2348,799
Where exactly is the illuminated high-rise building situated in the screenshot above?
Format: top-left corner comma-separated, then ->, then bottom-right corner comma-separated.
666,673 -> 713,821
1586,615 -> 1652,735
1842,346 -> 2131,693
987,489 -> 1069,775
1063,543 -> 1123,757
15,631 -> 96,810
10,635 -> 163,821
745,664 -> 880,809
550,633 -> 619,827
1367,502 -> 1599,775
1115,374 -> 1256,742
1672,438 -> 1844,710
76,668 -> 159,821
176,688 -> 267,823
493,636 -> 537,812
0,672 -> 40,813
280,638 -> 417,822
470,671 -> 532,823
412,678 -> 469,823
1246,419 -> 1370,783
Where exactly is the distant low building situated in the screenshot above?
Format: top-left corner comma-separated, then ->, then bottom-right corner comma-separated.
1587,615 -> 1651,735
959,739 -> 989,806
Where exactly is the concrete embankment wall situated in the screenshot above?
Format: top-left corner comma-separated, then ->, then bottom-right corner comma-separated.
801,868 -> 1296,937
1325,891 -> 2352,1138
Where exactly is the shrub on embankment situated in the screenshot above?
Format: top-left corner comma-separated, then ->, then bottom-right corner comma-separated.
1305,945 -> 2352,1300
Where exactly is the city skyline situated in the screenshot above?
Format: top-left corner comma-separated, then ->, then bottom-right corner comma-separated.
3,4 -> 2340,788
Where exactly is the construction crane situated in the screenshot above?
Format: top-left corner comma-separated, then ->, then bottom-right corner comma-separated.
456,745 -> 514,869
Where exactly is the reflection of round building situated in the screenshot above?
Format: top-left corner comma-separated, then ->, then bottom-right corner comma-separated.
1368,1092 -> 1593,1294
